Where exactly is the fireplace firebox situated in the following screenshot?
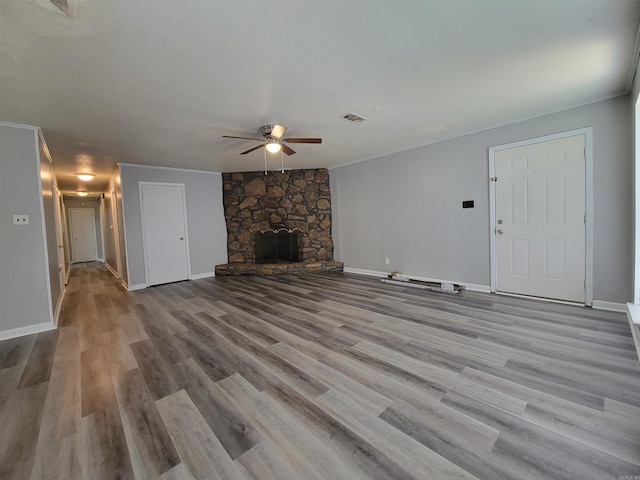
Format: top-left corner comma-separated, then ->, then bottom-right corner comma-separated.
254,228 -> 302,264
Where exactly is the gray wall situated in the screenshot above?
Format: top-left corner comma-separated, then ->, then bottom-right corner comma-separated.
0,122 -> 57,335
99,167 -> 128,283
65,198 -> 104,261
120,164 -> 227,288
330,95 -> 633,304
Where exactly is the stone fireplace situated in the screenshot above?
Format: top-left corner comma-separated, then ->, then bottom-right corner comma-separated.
215,168 -> 343,275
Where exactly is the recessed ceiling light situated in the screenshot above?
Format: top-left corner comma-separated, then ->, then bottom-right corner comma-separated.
77,192 -> 88,197
76,173 -> 95,181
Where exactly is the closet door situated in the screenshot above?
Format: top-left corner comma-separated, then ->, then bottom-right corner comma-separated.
69,208 -> 98,263
139,182 -> 189,286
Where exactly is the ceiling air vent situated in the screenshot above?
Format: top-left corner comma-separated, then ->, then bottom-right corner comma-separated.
343,112 -> 367,123
21,0 -> 71,16
50,0 -> 69,15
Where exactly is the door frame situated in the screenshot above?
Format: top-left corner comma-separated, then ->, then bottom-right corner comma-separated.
111,187 -> 123,278
68,207 -> 99,264
488,127 -> 593,306
52,183 -> 66,287
138,181 -> 191,287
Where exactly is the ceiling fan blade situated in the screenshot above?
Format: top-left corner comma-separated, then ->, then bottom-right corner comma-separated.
285,137 -> 322,144
223,135 -> 263,141
281,144 -> 296,155
270,124 -> 287,139
240,144 -> 265,155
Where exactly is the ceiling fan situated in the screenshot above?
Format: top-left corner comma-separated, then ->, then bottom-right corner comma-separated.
223,124 -> 322,155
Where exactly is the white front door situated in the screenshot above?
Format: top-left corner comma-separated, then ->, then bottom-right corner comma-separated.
493,134 -> 586,302
69,208 -> 98,263
140,183 -> 189,286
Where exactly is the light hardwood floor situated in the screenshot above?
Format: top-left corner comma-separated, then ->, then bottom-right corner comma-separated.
1,263 -> 640,479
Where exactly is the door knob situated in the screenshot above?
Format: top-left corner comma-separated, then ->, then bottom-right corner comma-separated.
180,237 -> 184,240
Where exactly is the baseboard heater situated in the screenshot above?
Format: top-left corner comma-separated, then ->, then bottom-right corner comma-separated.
381,275 -> 464,294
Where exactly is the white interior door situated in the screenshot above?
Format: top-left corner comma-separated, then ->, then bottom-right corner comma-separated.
493,134 -> 586,302
140,183 -> 189,286
69,208 -> 98,263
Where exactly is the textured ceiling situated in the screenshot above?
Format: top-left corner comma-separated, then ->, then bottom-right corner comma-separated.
1,0 -> 639,196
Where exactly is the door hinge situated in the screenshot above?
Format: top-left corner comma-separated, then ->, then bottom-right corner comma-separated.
489,176 -> 498,182
584,214 -> 586,225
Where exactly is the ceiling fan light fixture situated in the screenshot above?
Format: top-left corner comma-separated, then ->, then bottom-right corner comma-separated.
76,173 -> 95,181
223,124 -> 321,157
266,142 -> 281,153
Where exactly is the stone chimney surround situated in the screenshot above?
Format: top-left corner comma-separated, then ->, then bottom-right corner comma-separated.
215,168 -> 343,275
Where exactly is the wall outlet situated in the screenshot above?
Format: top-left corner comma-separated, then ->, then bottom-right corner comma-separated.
385,257 -> 390,265
13,215 -> 29,225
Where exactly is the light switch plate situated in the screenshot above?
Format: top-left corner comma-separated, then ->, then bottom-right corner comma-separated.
13,215 -> 29,225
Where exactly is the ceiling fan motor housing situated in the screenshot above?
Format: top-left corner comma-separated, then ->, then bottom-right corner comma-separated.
261,125 -> 276,138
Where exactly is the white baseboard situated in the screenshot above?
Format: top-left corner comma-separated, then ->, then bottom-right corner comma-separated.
127,283 -> 147,291
592,300 -> 627,312
0,322 -> 56,341
626,303 -> 640,363
628,303 -> 640,324
104,262 -> 120,279
191,272 -> 216,280
343,267 -> 491,293
53,288 -> 66,327
456,283 -> 491,293
344,267 -> 389,278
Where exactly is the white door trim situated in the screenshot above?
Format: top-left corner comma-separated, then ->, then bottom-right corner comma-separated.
138,181 -> 191,287
111,187 -> 123,278
53,184 -> 66,290
634,96 -> 640,305
488,127 -> 593,306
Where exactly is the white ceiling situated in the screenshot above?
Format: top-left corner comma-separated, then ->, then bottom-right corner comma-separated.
1,0 -> 639,196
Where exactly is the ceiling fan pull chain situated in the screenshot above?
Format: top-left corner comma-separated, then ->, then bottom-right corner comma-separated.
281,148 -> 284,173
264,147 -> 268,175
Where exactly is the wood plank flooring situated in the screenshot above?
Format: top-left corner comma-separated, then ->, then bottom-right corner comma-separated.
1,262 -> 640,479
